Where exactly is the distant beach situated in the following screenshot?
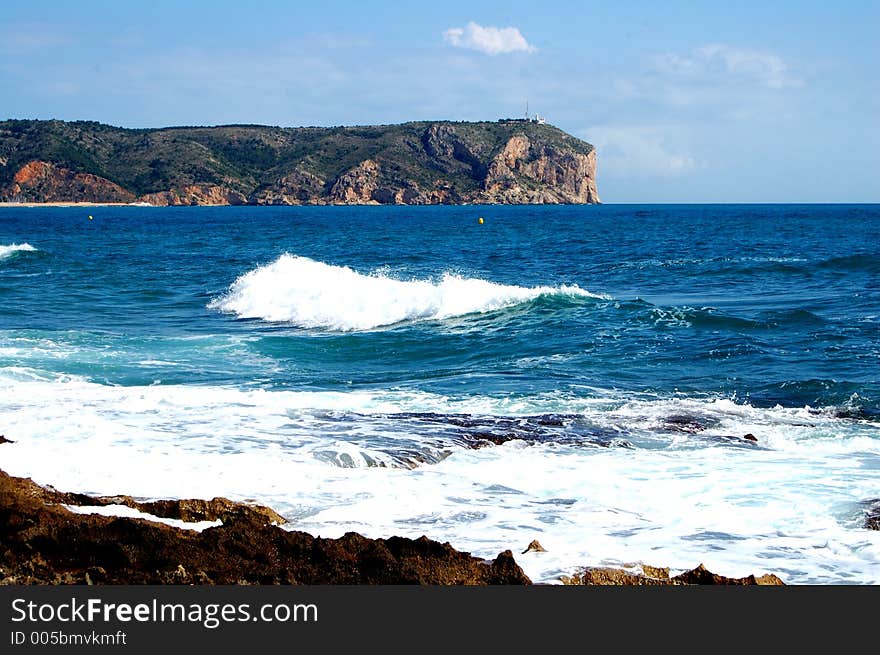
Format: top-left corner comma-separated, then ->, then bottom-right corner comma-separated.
0,201 -> 151,207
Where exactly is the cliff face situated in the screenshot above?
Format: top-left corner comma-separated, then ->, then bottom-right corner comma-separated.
139,184 -> 246,206
0,119 -> 599,205
5,160 -> 135,203
481,135 -> 599,204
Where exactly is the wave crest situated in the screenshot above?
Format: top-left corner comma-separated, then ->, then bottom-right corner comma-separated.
209,254 -> 606,330
0,243 -> 38,260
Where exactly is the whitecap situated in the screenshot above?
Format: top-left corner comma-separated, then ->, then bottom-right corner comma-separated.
208,254 -> 607,330
0,243 -> 38,260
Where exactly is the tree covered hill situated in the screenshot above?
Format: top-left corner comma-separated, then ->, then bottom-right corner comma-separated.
0,119 -> 599,205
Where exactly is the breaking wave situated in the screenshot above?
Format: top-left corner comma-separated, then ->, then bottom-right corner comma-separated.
0,243 -> 38,260
209,254 -> 607,330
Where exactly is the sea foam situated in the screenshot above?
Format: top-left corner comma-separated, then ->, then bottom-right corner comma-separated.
1,373 -> 879,584
0,243 -> 37,260
209,254 -> 606,330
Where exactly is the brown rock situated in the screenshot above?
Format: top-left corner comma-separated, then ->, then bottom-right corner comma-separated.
4,161 -> 134,203
139,184 -> 246,206
328,159 -> 381,204
522,539 -> 547,554
94,495 -> 287,525
744,433 -> 758,442
2,473 -> 285,526
561,567 -> 669,586
561,562 -> 784,585
248,168 -> 326,205
0,469 -> 530,585
639,564 -> 671,579
0,435 -> 13,444
673,563 -> 784,585
480,136 -> 599,204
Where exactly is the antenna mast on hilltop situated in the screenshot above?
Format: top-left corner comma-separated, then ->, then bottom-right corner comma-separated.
524,99 -> 529,120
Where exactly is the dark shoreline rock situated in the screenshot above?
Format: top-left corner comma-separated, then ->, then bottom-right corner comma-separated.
0,468 -> 785,585
561,563 -> 784,586
0,469 -> 530,585
863,499 -> 880,530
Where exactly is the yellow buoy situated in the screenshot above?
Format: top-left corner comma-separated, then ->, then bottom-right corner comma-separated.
88,215 -> 93,220
478,217 -> 484,225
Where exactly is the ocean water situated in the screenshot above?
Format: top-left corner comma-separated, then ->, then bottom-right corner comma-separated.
1,204 -> 878,584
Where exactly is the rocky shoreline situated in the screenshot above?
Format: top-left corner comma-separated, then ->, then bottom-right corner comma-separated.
1,467 -> 790,586
0,469 -> 527,585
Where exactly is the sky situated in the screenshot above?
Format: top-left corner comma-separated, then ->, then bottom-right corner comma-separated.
1,0 -> 878,202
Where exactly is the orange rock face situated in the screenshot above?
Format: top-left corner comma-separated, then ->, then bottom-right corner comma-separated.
328,159 -> 381,204
307,134 -> 599,206
5,161 -> 135,203
139,184 -> 247,206
482,136 -> 600,204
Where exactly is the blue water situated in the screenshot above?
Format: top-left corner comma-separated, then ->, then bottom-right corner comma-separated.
1,204 -> 879,583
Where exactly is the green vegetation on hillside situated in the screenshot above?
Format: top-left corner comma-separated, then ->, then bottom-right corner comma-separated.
0,118 -> 596,204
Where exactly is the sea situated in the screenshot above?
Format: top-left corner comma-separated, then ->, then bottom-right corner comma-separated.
1,204 -> 878,584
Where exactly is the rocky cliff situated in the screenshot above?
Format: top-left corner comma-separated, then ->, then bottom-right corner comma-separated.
6,160 -> 135,203
0,119 -> 599,205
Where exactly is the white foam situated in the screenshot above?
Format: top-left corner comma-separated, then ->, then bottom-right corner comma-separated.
0,243 -> 37,260
1,374 -> 878,584
63,504 -> 221,532
208,254 -> 606,330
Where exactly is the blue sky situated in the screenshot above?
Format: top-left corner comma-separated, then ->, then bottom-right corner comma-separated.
2,0 -> 877,202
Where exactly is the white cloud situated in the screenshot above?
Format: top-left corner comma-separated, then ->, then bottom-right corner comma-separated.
584,125 -> 696,179
700,44 -> 800,89
443,22 -> 535,55
653,44 -> 802,89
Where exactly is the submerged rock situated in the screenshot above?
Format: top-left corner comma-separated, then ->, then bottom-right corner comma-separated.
663,415 -> 710,433
863,499 -> 880,530
384,412 -> 633,450
0,469 -> 530,585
